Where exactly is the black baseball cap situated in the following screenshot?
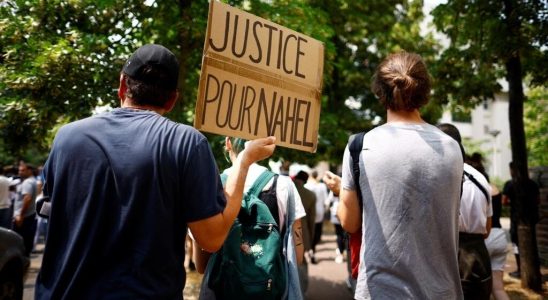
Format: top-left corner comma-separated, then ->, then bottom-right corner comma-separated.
122,44 -> 179,90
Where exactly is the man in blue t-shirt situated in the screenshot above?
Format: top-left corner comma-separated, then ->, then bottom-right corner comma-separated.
35,44 -> 276,299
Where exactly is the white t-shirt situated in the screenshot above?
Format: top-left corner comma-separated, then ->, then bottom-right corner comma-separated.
223,164 -> 306,231
14,176 -> 37,218
305,181 -> 328,223
0,176 -> 10,209
0,175 -> 11,209
459,163 -> 493,234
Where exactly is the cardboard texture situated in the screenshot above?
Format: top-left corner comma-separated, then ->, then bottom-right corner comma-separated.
194,1 -> 324,153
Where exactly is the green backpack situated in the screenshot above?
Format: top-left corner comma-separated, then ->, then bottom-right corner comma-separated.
207,170 -> 287,300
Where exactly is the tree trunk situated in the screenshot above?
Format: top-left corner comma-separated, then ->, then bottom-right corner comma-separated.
175,0 -> 197,115
504,0 -> 542,291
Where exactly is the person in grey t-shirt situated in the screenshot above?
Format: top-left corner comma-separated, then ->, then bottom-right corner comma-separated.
12,161 -> 37,256
328,52 -> 464,299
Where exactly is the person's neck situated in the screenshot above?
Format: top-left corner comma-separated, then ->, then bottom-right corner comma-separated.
386,109 -> 425,124
121,100 -> 165,115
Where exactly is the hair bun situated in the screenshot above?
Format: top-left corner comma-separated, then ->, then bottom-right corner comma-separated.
371,51 -> 431,112
393,75 -> 413,89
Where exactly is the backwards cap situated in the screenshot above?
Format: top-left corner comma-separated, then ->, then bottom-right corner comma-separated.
122,44 -> 179,90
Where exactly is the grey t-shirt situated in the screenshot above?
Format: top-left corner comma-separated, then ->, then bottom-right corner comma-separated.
14,176 -> 37,218
342,123 -> 464,300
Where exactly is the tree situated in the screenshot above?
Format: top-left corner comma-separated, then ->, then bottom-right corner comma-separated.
1,0 -> 437,172
287,0 -> 440,169
524,86 -> 548,168
432,0 -> 548,291
0,0 -> 147,160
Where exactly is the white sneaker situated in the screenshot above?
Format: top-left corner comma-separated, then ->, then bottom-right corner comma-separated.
335,249 -> 344,263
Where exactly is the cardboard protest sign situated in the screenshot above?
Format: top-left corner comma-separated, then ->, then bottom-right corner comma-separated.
194,1 -> 324,152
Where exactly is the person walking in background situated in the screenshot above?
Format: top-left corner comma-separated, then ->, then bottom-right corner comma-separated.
333,52 -> 464,299
464,152 -> 509,299
35,44 -> 276,299
33,164 -> 48,250
485,181 -> 510,300
438,123 -> 493,299
12,161 -> 38,256
326,188 -> 345,264
465,152 -> 509,299
294,171 -> 315,256
0,167 -> 11,228
195,137 -> 305,300
293,170 -> 316,295
502,161 -> 540,279
305,170 -> 329,264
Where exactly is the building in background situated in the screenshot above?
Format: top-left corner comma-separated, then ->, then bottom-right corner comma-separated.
439,92 -> 511,182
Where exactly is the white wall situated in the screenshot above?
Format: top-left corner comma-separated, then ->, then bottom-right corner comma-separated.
439,92 -> 512,181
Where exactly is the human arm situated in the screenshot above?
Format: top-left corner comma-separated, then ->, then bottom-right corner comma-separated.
502,195 -> 510,205
188,137 -> 276,253
338,188 -> 361,234
501,181 -> 511,205
292,218 -> 304,265
323,170 -> 361,234
323,171 -> 340,196
484,217 -> 492,239
193,239 -> 212,274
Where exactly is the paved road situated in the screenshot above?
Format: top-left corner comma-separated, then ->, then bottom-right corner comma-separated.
22,218 -> 545,300
306,229 -> 354,300
23,244 -> 42,300
22,227 -> 353,300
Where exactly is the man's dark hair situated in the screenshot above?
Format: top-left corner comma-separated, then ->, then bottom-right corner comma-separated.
437,123 -> 465,158
295,171 -> 309,183
124,65 -> 174,108
437,123 -> 461,143
19,161 -> 35,171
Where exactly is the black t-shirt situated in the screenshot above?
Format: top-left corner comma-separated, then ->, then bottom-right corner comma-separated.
491,193 -> 502,228
503,179 -> 540,226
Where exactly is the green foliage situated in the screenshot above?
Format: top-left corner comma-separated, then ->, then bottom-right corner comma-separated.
462,137 -> 489,160
431,0 -> 547,107
0,0 -> 141,159
433,0 -> 547,288
525,86 -> 548,167
1,0 -> 439,169
295,0 -> 439,165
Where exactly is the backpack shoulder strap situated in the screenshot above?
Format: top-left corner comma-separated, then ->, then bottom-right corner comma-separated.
348,132 -> 365,208
220,170 -> 274,196
463,170 -> 490,204
248,170 -> 275,197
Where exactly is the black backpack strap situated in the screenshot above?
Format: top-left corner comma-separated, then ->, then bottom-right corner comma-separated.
258,175 -> 280,227
463,170 -> 490,204
348,132 -> 365,209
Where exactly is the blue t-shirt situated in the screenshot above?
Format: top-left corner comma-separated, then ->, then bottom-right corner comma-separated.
36,108 -> 226,299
